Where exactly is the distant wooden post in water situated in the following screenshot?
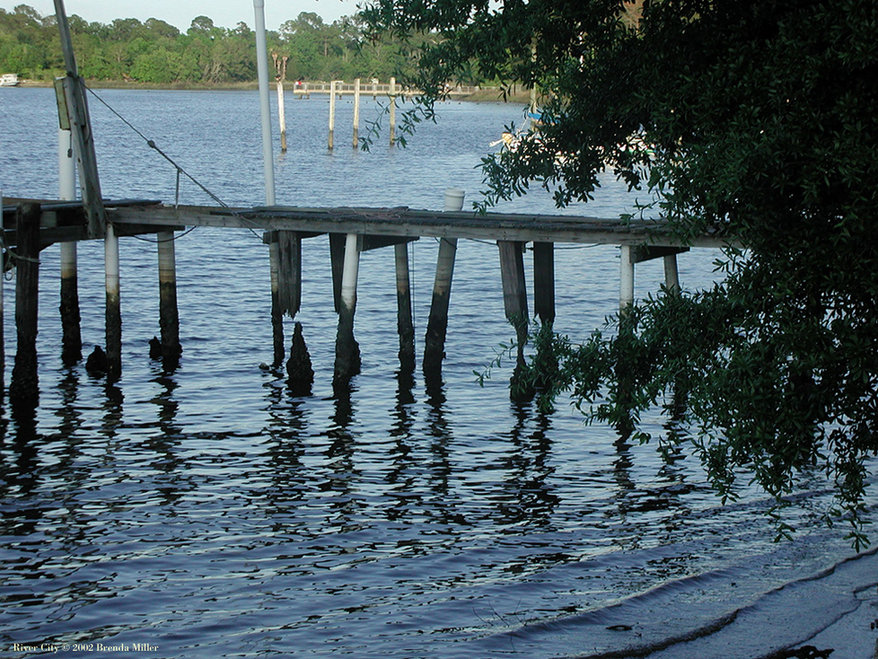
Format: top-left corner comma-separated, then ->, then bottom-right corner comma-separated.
353,77 -> 361,149
272,52 -> 289,153
328,80 -> 337,150
389,77 -> 397,147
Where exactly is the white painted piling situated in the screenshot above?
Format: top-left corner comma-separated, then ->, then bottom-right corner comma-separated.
341,233 -> 360,311
253,0 -> 275,205
620,244 -> 635,314
664,254 -> 680,294
104,221 -> 121,381
58,125 -> 82,364
353,77 -> 360,149
329,80 -> 337,150
389,77 -> 397,146
277,78 -> 287,153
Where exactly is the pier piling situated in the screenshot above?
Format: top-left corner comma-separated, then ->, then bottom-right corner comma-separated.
58,125 -> 82,365
10,203 -> 41,409
105,222 -> 122,382
423,189 -> 465,379
389,77 -> 397,146
334,233 -> 361,385
328,80 -> 337,150
157,231 -> 181,369
498,240 -> 531,397
395,242 -> 415,371
533,242 -> 555,325
268,234 -> 284,366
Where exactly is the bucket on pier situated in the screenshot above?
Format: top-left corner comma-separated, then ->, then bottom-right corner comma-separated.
444,189 -> 465,212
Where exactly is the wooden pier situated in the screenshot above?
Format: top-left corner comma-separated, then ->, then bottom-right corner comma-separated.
1,195 -> 732,405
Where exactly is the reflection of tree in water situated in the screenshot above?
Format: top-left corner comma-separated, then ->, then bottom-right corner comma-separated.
605,394 -> 697,552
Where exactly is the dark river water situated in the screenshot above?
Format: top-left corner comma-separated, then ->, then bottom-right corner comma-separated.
1,87 -> 876,658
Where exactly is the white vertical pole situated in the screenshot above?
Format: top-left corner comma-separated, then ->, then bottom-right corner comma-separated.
59,127 -> 77,280
353,77 -> 360,149
341,233 -> 360,311
253,0 -> 275,205
328,80 -> 337,150
620,244 -> 635,314
389,77 -> 397,146
664,254 -> 680,294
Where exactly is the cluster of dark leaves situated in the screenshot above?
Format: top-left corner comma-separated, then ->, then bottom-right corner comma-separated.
362,0 -> 878,546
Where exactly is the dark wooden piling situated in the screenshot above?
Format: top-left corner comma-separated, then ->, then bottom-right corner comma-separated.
267,234 -> 285,367
157,231 -> 181,369
59,243 -> 82,365
329,233 -> 345,313
423,237 -> 457,378
395,242 -> 415,371
533,242 -> 555,325
105,222 -> 122,382
277,231 -> 302,318
498,240 -> 532,399
9,203 -> 41,409
334,233 -> 361,385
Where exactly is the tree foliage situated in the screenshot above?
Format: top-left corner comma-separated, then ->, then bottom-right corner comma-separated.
363,0 -> 878,546
0,4 -> 430,84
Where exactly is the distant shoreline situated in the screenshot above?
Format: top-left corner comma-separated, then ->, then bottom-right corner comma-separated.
13,78 -> 532,103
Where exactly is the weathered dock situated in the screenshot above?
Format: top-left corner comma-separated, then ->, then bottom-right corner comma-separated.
1,194 -> 731,405
0,3 -> 733,407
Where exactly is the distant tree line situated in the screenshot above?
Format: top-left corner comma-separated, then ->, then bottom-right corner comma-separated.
0,4 -> 448,85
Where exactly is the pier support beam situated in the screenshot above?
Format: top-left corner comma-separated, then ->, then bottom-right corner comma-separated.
533,241 -> 555,325
664,254 -> 680,294
9,203 -> 41,409
334,233 -> 361,385
498,240 -> 531,399
269,235 -> 284,367
157,231 -> 181,370
423,189 -> 465,380
105,222 -> 122,382
620,244 -> 635,315
58,125 -> 82,365
395,242 -> 415,371
329,233 -> 345,313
